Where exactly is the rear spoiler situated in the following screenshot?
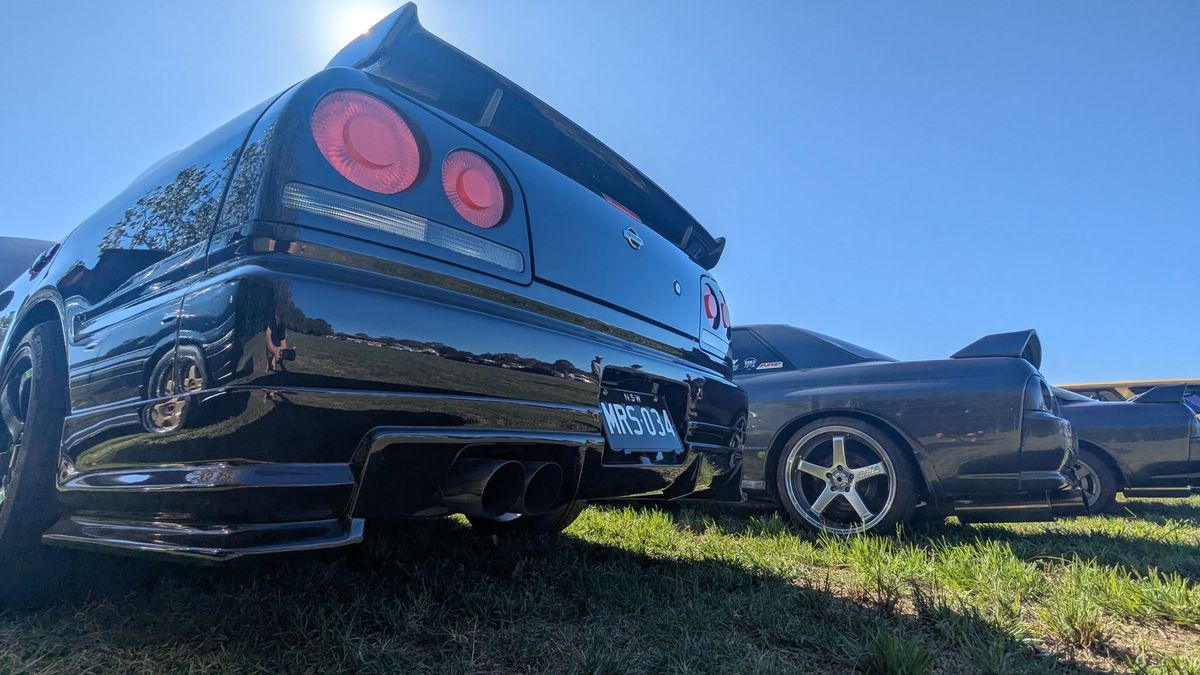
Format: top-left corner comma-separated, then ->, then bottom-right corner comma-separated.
326,4 -> 725,269
1132,384 -> 1188,404
950,329 -> 1041,370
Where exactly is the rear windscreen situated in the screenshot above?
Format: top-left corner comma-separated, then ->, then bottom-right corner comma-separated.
363,25 -> 721,266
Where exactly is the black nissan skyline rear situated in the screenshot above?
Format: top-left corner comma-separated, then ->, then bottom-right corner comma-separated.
0,4 -> 745,568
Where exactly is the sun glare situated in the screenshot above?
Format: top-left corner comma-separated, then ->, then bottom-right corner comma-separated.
330,3 -> 395,52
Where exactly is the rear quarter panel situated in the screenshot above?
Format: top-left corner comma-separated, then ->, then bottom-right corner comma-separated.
1060,402 -> 1195,487
742,357 -> 1035,499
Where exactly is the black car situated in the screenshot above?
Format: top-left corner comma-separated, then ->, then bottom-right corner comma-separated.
732,325 -> 1081,534
0,4 -> 745,578
1053,385 -> 1200,512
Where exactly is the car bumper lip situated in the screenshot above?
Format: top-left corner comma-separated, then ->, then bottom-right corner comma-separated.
951,472 -> 1086,522
43,515 -> 365,563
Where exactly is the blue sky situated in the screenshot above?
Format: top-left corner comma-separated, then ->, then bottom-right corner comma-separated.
1,1 -> 1195,383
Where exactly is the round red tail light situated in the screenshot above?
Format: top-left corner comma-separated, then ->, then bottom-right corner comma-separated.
702,285 -> 719,324
442,150 -> 507,228
721,301 -> 730,329
311,91 -> 421,194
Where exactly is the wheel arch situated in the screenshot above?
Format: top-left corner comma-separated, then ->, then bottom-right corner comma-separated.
2,295 -> 67,371
763,408 -> 941,504
1075,439 -> 1128,490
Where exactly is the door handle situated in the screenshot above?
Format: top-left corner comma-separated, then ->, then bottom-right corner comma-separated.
28,244 -> 60,278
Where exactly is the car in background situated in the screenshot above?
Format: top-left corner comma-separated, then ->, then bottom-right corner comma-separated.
732,325 -> 1081,534
0,3 -> 746,590
1061,379 -> 1200,418
1052,386 -> 1200,511
0,237 -> 54,288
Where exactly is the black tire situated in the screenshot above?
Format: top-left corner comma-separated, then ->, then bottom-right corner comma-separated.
1071,448 -> 1119,514
0,321 -> 69,605
774,417 -> 919,535
467,500 -> 587,536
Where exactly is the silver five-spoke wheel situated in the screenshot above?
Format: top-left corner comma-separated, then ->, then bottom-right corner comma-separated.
1069,449 -> 1118,513
775,418 -> 918,535
1072,460 -> 1100,508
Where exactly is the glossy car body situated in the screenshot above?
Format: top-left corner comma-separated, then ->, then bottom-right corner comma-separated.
1061,379 -> 1200,419
0,5 -> 745,561
734,325 -> 1082,525
1053,386 -> 1200,500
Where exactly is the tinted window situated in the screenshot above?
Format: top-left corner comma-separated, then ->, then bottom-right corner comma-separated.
98,147 -> 233,256
731,329 -> 789,375
59,106 -> 262,306
365,20 -> 719,265
803,329 -> 895,363
1053,387 -> 1094,403
759,327 -> 895,371
1074,388 -> 1125,402
1184,387 -> 1200,414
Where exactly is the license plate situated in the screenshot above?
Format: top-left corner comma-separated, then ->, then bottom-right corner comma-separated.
599,387 -> 684,461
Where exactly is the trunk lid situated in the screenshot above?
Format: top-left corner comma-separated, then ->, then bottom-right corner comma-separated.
326,3 -> 726,339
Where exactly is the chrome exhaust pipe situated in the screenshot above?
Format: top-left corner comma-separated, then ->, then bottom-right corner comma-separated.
441,459 -> 524,518
511,462 -> 564,516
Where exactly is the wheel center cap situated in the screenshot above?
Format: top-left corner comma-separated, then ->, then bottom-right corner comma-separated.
829,468 -> 853,490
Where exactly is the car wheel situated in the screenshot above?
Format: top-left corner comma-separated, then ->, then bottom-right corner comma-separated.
1071,448 -> 1118,513
467,500 -> 587,535
0,322 -> 69,602
775,417 -> 918,535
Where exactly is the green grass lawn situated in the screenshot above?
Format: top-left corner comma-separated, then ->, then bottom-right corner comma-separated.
3,498 -> 1199,674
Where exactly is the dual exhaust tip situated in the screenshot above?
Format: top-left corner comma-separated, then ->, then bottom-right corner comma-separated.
441,459 -> 563,519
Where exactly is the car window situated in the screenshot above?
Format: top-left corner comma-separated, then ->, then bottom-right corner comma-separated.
730,329 -> 790,375
1184,387 -> 1200,414
1053,387 -> 1094,403
802,329 -> 895,363
761,327 -> 894,371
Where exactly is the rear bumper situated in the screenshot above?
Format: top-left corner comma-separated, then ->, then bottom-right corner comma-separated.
1020,410 -> 1075,480
949,411 -> 1080,522
51,387 -> 742,561
51,257 -> 746,560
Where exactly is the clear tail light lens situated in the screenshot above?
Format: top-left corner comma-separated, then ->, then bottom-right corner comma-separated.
311,90 -> 422,194
442,150 -> 507,228
282,182 -> 524,272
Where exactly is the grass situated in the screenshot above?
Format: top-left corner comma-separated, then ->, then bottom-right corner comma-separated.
2,497 -> 1199,674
